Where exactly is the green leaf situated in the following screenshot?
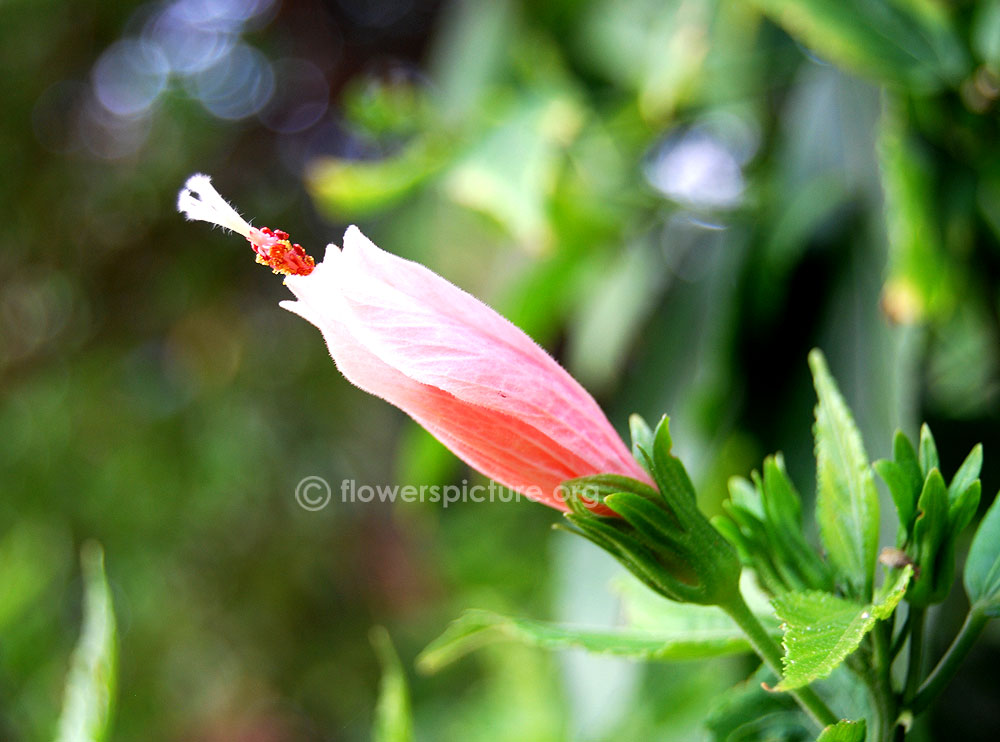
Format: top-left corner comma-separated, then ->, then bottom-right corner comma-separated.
918,423 -> 939,478
307,139 -> 447,218
416,605 -> 762,674
809,349 -> 880,597
718,459 -> 832,596
816,719 -> 866,742
612,571 -> 778,633
773,566 -> 912,690
713,513 -> 772,589
907,443 -> 983,605
948,443 -> 983,506
874,429 -> 923,539
55,543 -> 117,742
716,502 -> 790,596
949,480 -> 981,536
907,469 -> 949,605
729,475 -> 763,517
892,428 -> 922,486
761,456 -> 833,591
747,0 -> 966,91
965,492 -> 1000,616
760,455 -> 802,535
370,627 -> 414,742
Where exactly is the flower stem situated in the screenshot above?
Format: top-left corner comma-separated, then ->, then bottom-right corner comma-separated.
910,606 -> 989,715
871,622 -> 897,741
722,593 -> 839,728
902,606 -> 925,704
889,611 -> 911,661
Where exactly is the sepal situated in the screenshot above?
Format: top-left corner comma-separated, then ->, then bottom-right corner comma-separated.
559,473 -> 659,507
628,413 -> 655,476
560,416 -> 741,607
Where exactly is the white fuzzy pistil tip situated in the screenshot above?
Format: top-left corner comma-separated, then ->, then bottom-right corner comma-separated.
177,173 -> 253,238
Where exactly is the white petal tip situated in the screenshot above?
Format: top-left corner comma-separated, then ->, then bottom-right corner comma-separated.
279,299 -> 319,325
323,243 -> 341,263
342,224 -> 377,254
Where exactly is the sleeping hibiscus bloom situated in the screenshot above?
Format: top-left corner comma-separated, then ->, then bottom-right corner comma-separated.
178,174 -> 652,510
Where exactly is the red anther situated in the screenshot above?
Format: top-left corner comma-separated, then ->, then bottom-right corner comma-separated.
246,225 -> 315,276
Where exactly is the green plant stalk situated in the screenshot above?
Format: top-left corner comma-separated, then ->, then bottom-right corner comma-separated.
871,622 -> 896,742
889,612 -> 911,661
722,592 -> 839,728
910,606 -> 989,715
902,606 -> 925,704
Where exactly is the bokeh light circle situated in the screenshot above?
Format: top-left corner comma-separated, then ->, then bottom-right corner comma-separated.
92,39 -> 170,117
192,42 -> 275,120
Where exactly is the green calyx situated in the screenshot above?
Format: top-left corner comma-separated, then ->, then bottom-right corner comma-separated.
559,415 -> 741,607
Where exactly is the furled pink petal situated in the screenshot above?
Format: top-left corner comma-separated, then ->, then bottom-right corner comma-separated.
175,175 -> 649,511
281,227 -> 652,511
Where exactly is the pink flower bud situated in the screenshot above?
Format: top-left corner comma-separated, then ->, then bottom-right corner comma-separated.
178,175 -> 651,510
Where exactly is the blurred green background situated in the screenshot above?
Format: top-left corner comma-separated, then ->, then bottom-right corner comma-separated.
3,0 -> 1000,739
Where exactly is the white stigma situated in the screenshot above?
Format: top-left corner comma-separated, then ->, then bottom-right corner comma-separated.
177,173 -> 253,239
